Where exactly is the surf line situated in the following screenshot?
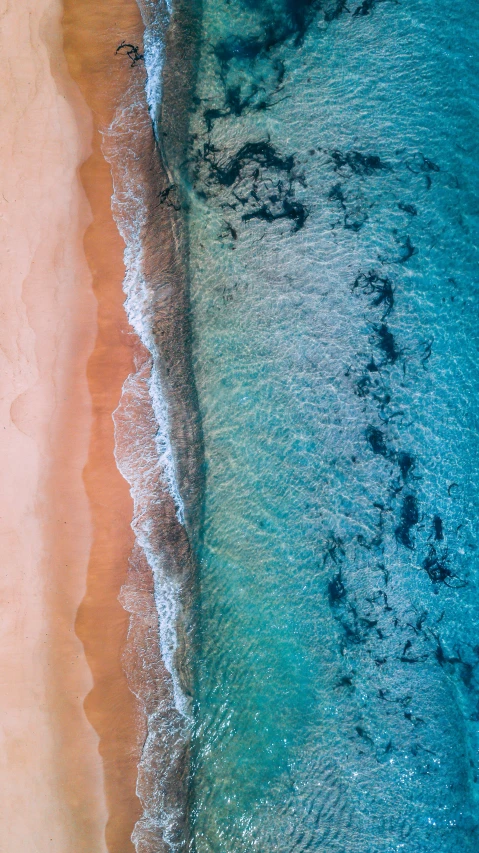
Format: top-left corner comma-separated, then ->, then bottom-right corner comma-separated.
108,0 -> 203,849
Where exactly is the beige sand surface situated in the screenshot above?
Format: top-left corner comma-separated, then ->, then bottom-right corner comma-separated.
0,0 -> 144,850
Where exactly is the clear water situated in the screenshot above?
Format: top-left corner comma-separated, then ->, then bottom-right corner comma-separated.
181,0 -> 479,850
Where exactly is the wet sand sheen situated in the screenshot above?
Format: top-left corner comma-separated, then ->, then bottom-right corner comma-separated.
61,0 -> 149,850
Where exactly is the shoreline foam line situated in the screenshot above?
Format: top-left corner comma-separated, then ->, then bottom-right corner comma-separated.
107,0 -> 204,849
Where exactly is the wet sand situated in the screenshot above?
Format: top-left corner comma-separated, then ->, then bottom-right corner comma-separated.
62,0 -> 149,850
0,0 -> 144,850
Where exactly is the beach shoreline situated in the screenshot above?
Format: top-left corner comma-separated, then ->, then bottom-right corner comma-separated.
0,0 -> 148,849
0,0 -> 205,847
103,0 -> 204,840
62,0 -> 204,847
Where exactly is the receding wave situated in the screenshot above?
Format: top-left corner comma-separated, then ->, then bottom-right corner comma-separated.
103,0 -> 202,849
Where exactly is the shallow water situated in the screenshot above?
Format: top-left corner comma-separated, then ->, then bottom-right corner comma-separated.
180,0 -> 479,850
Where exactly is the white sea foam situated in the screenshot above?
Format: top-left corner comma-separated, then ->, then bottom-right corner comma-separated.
104,5 -> 193,847
104,101 -> 188,701
104,96 -> 185,528
113,368 -> 190,720
135,0 -> 169,125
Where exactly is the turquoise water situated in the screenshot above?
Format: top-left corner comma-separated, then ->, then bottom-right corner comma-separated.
180,0 -> 479,849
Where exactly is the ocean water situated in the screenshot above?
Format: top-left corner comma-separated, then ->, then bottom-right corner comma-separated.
114,0 -> 479,850
183,0 -> 479,850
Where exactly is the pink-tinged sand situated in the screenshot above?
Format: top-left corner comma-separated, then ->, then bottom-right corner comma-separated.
0,0 -> 144,850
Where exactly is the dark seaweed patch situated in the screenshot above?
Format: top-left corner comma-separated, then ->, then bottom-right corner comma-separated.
423,546 -> 450,584
353,0 -> 396,15
242,197 -> 309,232
329,184 -> 369,232
214,36 -> 265,75
398,201 -> 418,216
397,451 -> 415,480
328,571 -> 346,606
396,235 -> 417,264
323,534 -> 346,566
434,635 -> 462,666
326,552 -> 389,653
324,0 -> 350,20
404,710 -> 425,726
406,153 -> 440,174
330,149 -> 390,175
368,589 -> 393,612
352,270 -> 395,318
206,2 -> 323,132
355,374 -> 373,397
460,662 -> 475,689
405,153 -> 440,190
420,338 -> 433,367
422,546 -> 466,588
204,82 -> 288,131
329,182 -> 346,207
373,323 -> 401,363
207,0 -> 390,144
395,494 -> 419,549
203,108 -> 227,133
285,0 -> 324,42
157,184 -> 181,211
406,609 -> 428,634
115,41 -> 144,67
357,522 -> 384,551
198,138 -> 307,234
224,221 -> 238,241
400,639 -> 429,664
355,725 -> 374,744
204,139 -> 295,188
335,674 -> 354,688
366,425 -> 388,456
338,602 -> 380,647
432,515 -> 444,541
213,0 -> 323,84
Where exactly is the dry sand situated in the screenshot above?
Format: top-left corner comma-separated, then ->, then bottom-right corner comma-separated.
0,0 -> 145,850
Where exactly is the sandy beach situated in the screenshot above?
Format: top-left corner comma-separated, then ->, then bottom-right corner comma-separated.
0,0 -> 144,849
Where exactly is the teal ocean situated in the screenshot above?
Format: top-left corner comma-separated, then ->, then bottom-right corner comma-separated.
117,0 -> 479,850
